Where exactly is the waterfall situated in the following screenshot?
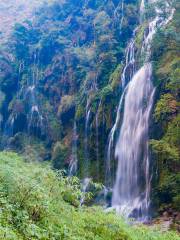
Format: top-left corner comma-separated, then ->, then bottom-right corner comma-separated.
69,121 -> 78,176
80,177 -> 91,206
1,60 -> 25,149
110,0 -> 174,219
17,61 -> 24,98
27,51 -> 43,135
95,100 -> 102,178
120,0 -> 124,31
113,0 -> 124,31
140,0 -> 145,22
106,31 -> 136,187
84,101 -> 91,177
2,114 -> 17,148
112,63 -> 155,219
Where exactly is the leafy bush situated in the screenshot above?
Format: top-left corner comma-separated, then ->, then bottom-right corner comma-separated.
154,94 -> 177,122
150,115 -> 180,210
0,152 -> 179,240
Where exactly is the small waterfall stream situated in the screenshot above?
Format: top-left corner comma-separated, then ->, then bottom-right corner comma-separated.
1,60 -> 24,148
95,100 -> 102,177
69,120 -> 78,176
113,0 -> 124,31
2,50 -> 44,149
120,0 -> 124,31
27,51 -> 43,135
84,101 -> 91,177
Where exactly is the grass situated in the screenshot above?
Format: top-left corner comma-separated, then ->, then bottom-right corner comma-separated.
0,151 -> 179,240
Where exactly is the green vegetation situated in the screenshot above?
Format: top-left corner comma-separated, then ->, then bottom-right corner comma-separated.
0,151 -> 179,240
151,0 -> 180,212
0,0 -> 179,229
0,0 -> 140,180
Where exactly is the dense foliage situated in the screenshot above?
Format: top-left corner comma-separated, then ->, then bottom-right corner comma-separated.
0,151 -> 179,240
0,0 -> 179,226
0,0 -> 140,181
150,0 -> 180,212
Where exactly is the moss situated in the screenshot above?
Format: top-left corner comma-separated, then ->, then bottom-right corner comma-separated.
109,64 -> 122,90
58,95 -> 75,116
150,139 -> 179,163
151,1 -> 180,212
154,94 -> 178,122
135,23 -> 147,49
0,90 -> 5,109
48,118 -> 62,141
52,141 -> 68,169
164,114 -> 180,147
99,85 -> 113,101
75,104 -> 85,121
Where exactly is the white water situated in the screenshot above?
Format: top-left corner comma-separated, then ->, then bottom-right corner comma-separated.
27,51 -> 43,135
80,177 -> 91,206
69,121 -> 78,176
1,60 -> 24,147
112,63 -> 155,219
84,101 -> 91,177
111,0 -> 174,219
140,0 -> 145,22
120,0 -> 124,31
95,100 -> 102,177
113,0 -> 125,32
106,31 -> 136,187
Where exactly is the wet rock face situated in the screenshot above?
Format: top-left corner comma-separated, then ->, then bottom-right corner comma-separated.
153,208 -> 180,232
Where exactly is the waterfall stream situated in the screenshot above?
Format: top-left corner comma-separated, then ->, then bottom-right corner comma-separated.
113,0 -> 124,31
95,100 -> 102,178
69,120 -> 78,176
84,101 -> 91,177
106,31 -> 136,187
2,50 -> 44,149
27,51 -> 43,135
109,0 -> 174,220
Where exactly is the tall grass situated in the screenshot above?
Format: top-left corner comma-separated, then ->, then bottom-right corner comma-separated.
0,152 -> 179,240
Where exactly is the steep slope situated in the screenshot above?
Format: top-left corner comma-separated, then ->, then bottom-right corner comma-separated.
0,0 -> 46,43
0,0 -> 179,219
0,0 -> 139,179
150,0 -> 180,213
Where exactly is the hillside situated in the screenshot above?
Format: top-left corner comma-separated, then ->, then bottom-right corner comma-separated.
0,151 -> 179,239
0,0 -> 48,43
0,0 -> 179,235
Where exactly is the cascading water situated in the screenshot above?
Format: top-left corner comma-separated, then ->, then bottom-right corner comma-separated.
1,60 -> 24,148
120,0 -> 124,31
2,114 -> 17,147
95,100 -> 102,178
140,0 -> 145,22
27,51 -> 43,135
80,177 -> 91,206
106,32 -> 136,187
69,120 -> 78,176
113,0 -> 124,31
84,101 -> 91,177
112,63 -> 155,219
3,50 -> 44,145
110,0 -> 174,220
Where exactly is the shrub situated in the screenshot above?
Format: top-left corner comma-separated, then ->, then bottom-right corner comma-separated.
0,152 -> 179,240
